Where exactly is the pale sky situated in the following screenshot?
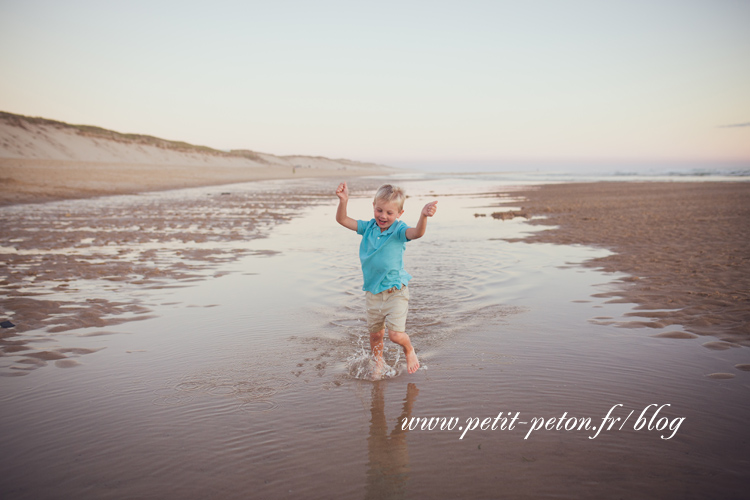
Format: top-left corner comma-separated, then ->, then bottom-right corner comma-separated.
1,0 -> 748,169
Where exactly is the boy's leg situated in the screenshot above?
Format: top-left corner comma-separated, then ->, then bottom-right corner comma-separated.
370,329 -> 385,359
387,330 -> 420,374
366,291 -> 388,377
370,329 -> 385,378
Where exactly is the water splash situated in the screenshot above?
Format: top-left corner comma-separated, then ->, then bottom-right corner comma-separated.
345,336 -> 401,380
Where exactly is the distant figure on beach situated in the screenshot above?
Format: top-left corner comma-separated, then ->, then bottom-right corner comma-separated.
336,182 -> 437,378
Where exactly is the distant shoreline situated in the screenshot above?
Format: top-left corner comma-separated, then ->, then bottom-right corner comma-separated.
0,157 -> 394,206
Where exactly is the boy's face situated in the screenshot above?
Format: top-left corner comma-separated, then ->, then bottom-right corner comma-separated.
373,199 -> 404,231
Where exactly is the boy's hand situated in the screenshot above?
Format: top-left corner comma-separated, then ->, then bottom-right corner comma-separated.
421,200 -> 438,217
335,182 -> 357,231
336,182 -> 349,202
405,200 -> 438,240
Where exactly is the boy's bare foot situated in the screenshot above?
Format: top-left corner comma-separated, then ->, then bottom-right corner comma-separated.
406,351 -> 420,374
386,330 -> 420,375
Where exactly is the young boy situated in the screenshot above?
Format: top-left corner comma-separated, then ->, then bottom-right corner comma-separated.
335,182 -> 437,377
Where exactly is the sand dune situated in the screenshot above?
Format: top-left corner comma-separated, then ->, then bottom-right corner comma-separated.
0,111 -> 396,205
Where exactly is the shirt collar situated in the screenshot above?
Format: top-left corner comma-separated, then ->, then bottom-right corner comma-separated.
375,219 -> 399,236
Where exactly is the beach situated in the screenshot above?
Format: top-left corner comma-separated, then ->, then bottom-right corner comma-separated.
2,113 -> 750,498
1,170 -> 749,498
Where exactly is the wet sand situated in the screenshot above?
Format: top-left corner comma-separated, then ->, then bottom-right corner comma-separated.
508,182 -> 750,345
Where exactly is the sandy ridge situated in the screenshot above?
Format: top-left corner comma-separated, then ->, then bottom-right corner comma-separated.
0,111 -> 396,205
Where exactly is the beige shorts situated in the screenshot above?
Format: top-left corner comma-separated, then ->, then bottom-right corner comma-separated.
366,285 -> 410,334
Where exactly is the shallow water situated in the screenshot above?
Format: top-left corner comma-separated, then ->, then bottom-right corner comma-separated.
1,175 -> 749,499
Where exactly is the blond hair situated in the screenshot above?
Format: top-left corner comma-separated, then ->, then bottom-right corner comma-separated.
374,184 -> 406,211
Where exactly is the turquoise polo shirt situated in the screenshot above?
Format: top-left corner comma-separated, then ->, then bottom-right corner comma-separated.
356,218 -> 412,294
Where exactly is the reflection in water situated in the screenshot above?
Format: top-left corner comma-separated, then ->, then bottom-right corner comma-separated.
366,382 -> 419,500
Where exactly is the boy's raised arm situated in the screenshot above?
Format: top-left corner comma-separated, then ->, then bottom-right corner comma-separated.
405,201 -> 438,240
336,182 -> 358,231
